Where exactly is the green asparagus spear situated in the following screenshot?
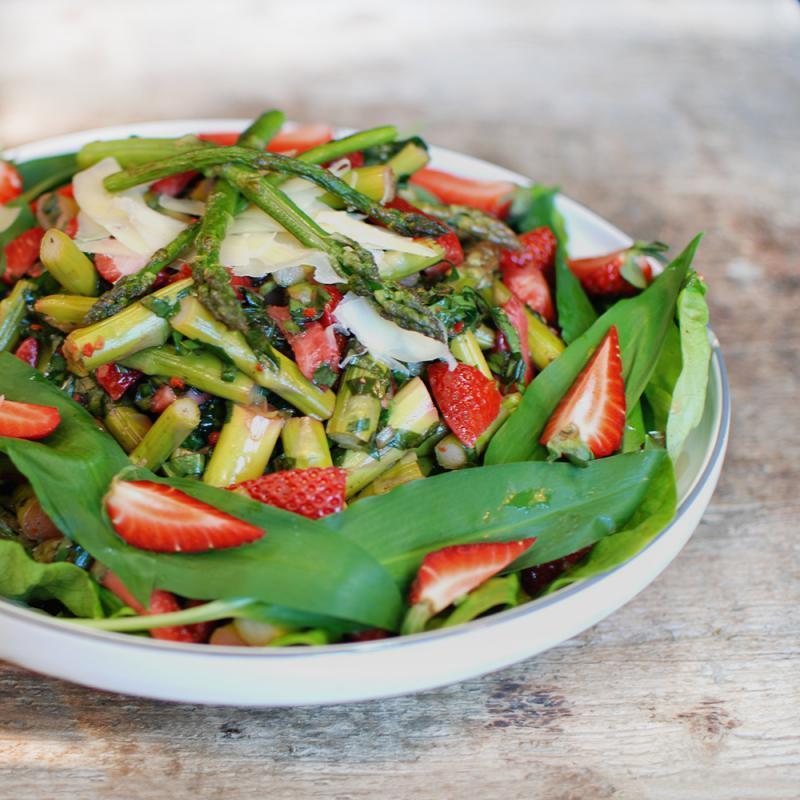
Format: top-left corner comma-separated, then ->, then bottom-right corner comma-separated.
77,135 -> 212,169
0,280 -> 33,352
85,223 -> 199,322
326,351 -> 391,450
203,404 -> 284,487
292,126 -> 398,167
103,148 -> 447,238
104,406 -> 153,453
34,294 -> 96,329
39,229 -> 99,296
120,345 -> 259,404
170,296 -> 335,419
412,201 -> 520,249
450,329 -> 492,379
129,397 -> 200,471
64,278 -> 194,372
281,417 -> 333,468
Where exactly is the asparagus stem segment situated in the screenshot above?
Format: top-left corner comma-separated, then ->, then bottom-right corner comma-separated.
281,417 -> 333,468
294,126 -> 398,166
0,280 -> 33,352
203,404 -> 284,487
413,201 -> 520,249
129,397 -> 200,471
374,377 -> 440,450
39,229 -> 99,296
343,446 -> 406,498
86,223 -> 199,322
435,392 -> 521,470
354,452 -> 424,500
326,352 -> 391,450
474,323 -> 497,350
239,110 -> 286,150
320,165 -> 395,208
77,135 -> 211,169
63,278 -> 194,372
104,406 -> 153,453
104,148 -> 446,238
386,141 -> 430,178
450,329 -> 493,379
377,244 -> 445,281
34,294 -> 96,329
170,296 -> 335,419
524,307 -> 565,370
120,345 -> 258,405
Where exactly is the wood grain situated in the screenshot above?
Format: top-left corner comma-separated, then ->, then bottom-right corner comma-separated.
1,1 -> 799,797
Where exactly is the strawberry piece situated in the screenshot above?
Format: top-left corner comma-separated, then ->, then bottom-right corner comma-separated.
14,337 -> 39,368
409,538 -> 536,615
56,183 -> 75,200
347,628 -> 391,642
501,259 -> 555,323
497,293 -> 533,385
93,252 -> 148,284
320,283 -> 344,327
540,326 -> 626,463
105,480 -> 265,553
63,217 -> 79,239
149,384 -> 177,414
291,322 -> 341,382
95,363 -> 142,401
501,227 -> 557,277
150,170 -> 199,197
101,572 -> 211,643
3,226 -> 45,284
267,124 -> 334,154
409,168 -> 514,217
0,397 -> 61,440
427,362 -> 502,447
0,161 -> 23,205
568,243 -> 663,296
236,467 -> 347,519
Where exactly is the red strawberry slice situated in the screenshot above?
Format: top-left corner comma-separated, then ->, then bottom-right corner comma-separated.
235,467 -> 347,519
500,227 -> 558,280
568,242 -> 665,296
105,480 -> 265,553
3,226 -> 45,284
101,572 -> 211,643
0,397 -> 61,440
95,363 -> 142,401
150,170 -> 199,197
320,283 -> 344,327
540,326 -> 626,463
199,124 -> 333,154
409,168 -> 514,217
93,252 -> 149,284
404,537 -> 537,631
0,161 -> 23,204
498,293 -> 533,385
291,322 -> 342,383
427,362 -> 502,447
14,337 -> 39,367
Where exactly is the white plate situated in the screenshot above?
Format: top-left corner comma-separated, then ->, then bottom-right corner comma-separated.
0,120 -> 729,706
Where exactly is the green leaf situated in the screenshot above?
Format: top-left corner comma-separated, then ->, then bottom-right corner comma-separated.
323,448 -> 667,585
555,250 -> 598,343
485,236 -> 702,465
667,273 -> 711,460
644,322 -> 682,433
0,539 -> 105,617
0,355 -> 404,631
546,454 -> 677,593
623,400 -> 646,453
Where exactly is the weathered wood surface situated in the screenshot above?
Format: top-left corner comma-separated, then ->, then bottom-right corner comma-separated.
1,1 -> 799,797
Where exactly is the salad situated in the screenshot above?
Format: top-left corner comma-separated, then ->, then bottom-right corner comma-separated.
0,111 -> 711,647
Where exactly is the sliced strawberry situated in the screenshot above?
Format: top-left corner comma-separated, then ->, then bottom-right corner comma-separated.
427,362 -> 502,447
3,226 -> 45,284
105,480 -> 265,553
0,161 -> 23,205
498,293 -> 533,385
56,183 -> 75,200
101,572 -> 210,643
568,242 -> 665,296
501,259 -> 555,324
267,124 -> 334,154
409,168 -> 514,217
93,252 -> 149,284
14,337 -> 39,368
236,467 -> 347,519
0,397 -> 61,440
63,217 -> 79,239
540,326 -> 626,463
501,227 -> 557,274
150,170 -> 199,197
291,322 -> 342,383
320,283 -> 344,327
406,537 -> 536,626
149,384 -> 177,414
326,150 -> 364,169
95,363 -> 142,401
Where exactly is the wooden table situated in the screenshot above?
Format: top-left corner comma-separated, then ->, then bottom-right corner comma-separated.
2,1 -> 798,797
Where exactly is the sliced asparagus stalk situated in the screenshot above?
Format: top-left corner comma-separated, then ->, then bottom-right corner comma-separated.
63,278 -> 194,372
104,406 -> 153,453
320,164 -> 396,208
386,140 -> 430,178
34,294 -> 96,330
121,345 -> 259,405
450,329 -> 492,379
0,280 -> 34,352
170,296 -> 335,419
129,397 -> 200,471
39,229 -> 99,296
354,452 -> 424,500
281,417 -> 333,469
374,377 -> 440,450
473,323 -> 497,350
203,404 -> 284,487
77,135 -> 211,169
343,446 -> 406,498
326,352 -> 391,450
